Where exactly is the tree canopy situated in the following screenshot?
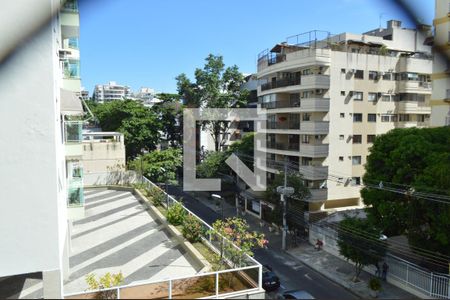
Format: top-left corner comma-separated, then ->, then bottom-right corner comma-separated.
90,100 -> 161,159
152,93 -> 183,147
176,54 -> 249,151
337,217 -> 387,281
361,127 -> 450,257
128,148 -> 182,184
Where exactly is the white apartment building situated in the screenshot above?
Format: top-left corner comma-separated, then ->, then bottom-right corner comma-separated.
430,0 -> 450,126
0,0 -> 84,297
93,81 -> 131,102
256,20 -> 432,215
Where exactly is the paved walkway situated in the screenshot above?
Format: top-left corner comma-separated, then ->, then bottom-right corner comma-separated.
188,191 -> 415,299
65,188 -> 201,295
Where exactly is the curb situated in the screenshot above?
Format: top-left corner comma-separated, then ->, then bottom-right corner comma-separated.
282,250 -> 364,299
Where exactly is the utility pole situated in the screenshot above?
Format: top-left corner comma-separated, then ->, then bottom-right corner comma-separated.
282,156 -> 288,251
235,152 -> 240,216
277,156 -> 293,251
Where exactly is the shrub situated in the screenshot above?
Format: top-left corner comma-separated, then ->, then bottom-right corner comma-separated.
182,214 -> 203,243
368,277 -> 382,291
146,187 -> 165,206
167,201 -> 186,225
85,272 -> 124,299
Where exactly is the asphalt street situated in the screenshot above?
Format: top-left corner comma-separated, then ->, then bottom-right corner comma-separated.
168,185 -> 359,300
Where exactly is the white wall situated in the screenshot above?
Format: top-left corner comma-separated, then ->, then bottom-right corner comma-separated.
0,0 -> 67,277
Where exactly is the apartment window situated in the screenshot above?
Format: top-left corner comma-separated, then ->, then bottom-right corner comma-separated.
353,91 -> 363,101
401,72 -> 419,81
302,113 -> 311,121
341,91 -> 345,96
340,113 -> 345,118
353,113 -> 363,122
352,156 -> 362,165
302,91 -> 312,98
368,93 -> 378,102
352,177 -> 361,186
368,71 -> 378,80
355,70 -> 364,79
398,114 -> 410,122
302,69 -> 312,75
301,135 -> 310,144
446,89 -> 450,99
382,95 -> 391,102
353,135 -> 362,144
382,72 -> 392,80
381,114 -> 397,122
368,113 -> 377,122
339,156 -> 344,161
341,68 -> 346,74
367,135 -> 376,144
339,135 -> 344,140
418,114 -> 426,122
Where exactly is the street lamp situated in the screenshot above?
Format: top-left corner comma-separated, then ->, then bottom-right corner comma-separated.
212,194 -> 224,221
160,167 -> 169,208
277,185 -> 294,251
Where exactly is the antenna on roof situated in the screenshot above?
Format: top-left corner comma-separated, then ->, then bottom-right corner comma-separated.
379,13 -> 385,31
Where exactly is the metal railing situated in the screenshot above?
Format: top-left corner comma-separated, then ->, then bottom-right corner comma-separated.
309,224 -> 450,299
261,77 -> 301,91
64,265 -> 261,299
267,121 -> 300,130
66,176 -> 263,299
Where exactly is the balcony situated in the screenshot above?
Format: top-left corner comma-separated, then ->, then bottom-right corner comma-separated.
300,98 -> 330,112
396,81 -> 432,93
265,142 -> 300,156
261,98 -> 329,113
261,78 -> 300,92
67,178 -> 84,207
64,121 -> 83,157
267,120 -> 300,130
299,144 -> 329,157
299,165 -> 328,180
306,189 -> 328,202
300,74 -> 330,89
63,59 -> 80,79
299,121 -> 329,134
396,101 -> 431,113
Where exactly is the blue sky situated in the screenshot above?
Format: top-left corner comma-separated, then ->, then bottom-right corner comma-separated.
79,0 -> 434,94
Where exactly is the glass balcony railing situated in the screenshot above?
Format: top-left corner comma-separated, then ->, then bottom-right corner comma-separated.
62,0 -> 78,12
63,59 -> 80,79
68,178 -> 84,207
64,121 -> 83,143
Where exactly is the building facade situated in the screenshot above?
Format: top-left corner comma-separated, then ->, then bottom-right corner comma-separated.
430,0 -> 450,126
93,81 -> 131,102
256,20 -> 432,216
0,0 -> 84,297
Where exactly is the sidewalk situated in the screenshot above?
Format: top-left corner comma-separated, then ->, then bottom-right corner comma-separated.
187,191 -> 416,299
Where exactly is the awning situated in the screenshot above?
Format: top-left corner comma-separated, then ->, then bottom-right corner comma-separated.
61,88 -> 83,116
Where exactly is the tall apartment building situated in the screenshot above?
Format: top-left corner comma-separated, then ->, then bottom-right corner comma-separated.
430,0 -> 450,126
93,81 -> 131,102
0,0 -> 84,297
256,20 -> 432,216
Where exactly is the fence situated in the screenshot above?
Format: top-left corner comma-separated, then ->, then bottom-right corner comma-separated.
66,176 -> 263,299
309,224 -> 450,299
64,266 -> 261,299
141,176 -> 261,269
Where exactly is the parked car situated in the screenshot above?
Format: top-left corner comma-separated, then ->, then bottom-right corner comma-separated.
262,265 -> 280,292
279,290 -> 315,299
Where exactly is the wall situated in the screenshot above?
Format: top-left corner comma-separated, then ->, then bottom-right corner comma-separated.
0,0 -> 67,277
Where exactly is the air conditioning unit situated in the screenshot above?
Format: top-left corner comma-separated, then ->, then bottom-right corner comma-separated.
58,49 -> 71,60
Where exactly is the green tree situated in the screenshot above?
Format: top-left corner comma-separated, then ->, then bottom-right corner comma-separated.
152,93 -> 183,147
361,127 -> 450,257
337,217 -> 387,281
91,100 -> 161,159
208,217 -> 265,269
197,133 -> 255,178
128,148 -> 182,183
176,54 -> 248,151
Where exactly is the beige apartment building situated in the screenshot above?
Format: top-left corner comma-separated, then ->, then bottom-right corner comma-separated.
430,0 -> 450,126
256,20 -> 432,215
